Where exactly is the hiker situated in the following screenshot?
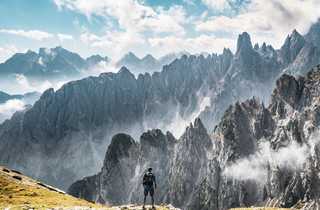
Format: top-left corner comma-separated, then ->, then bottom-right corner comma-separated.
143,168 -> 157,209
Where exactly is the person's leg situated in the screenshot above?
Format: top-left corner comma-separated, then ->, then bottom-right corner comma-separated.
151,195 -> 154,208
143,186 -> 147,208
151,188 -> 155,208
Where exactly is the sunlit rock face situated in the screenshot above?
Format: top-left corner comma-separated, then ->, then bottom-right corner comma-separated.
70,65 -> 320,210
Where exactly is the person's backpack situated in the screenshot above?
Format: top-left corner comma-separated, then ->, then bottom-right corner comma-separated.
143,172 -> 154,185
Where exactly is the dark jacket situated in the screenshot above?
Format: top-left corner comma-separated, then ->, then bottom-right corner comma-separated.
143,171 -> 156,188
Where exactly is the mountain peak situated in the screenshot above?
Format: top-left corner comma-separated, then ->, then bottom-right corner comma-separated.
26,49 -> 37,55
292,29 -> 299,35
86,54 -> 109,66
184,118 -> 209,141
222,48 -> 233,56
261,42 -> 267,52
104,133 -> 137,164
142,54 -> 157,62
193,117 -> 206,131
86,54 -> 103,60
118,66 -> 131,73
290,29 -> 303,41
236,32 -> 253,54
53,46 -> 64,51
118,52 -> 140,65
126,51 -> 139,59
280,29 -> 305,64
118,66 -> 135,79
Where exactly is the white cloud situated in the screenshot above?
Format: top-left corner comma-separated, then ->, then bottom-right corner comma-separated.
202,0 -> 230,11
80,31 -> 144,60
183,0 -> 196,6
54,0 -> 186,35
54,0 -> 190,58
53,0 -> 320,59
57,33 -> 73,41
149,35 -> 235,55
0,45 -> 19,63
80,32 -> 105,45
0,99 -> 25,123
0,29 -> 73,43
197,0 -> 320,48
0,29 -> 54,41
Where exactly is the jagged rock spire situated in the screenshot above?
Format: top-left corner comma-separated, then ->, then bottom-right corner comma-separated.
236,32 -> 253,55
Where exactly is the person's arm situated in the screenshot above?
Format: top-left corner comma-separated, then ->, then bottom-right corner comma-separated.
153,175 -> 157,189
143,174 -> 146,185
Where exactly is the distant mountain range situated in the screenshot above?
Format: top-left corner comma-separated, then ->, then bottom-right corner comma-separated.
1,20 -> 320,210
116,51 -> 189,74
0,46 -> 109,80
0,46 -> 187,80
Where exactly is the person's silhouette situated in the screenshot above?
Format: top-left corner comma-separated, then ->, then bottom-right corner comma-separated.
143,168 -> 157,209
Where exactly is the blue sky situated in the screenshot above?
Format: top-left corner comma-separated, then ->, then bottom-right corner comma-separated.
0,0 -> 319,62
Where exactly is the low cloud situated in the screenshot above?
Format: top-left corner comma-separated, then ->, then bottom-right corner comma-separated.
83,60 -> 119,75
0,99 -> 26,123
0,45 -> 19,63
149,35 -> 235,56
0,74 -> 68,94
164,95 -> 211,138
223,132 -> 320,183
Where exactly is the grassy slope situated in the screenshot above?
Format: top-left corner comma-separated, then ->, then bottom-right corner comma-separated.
0,166 -> 109,209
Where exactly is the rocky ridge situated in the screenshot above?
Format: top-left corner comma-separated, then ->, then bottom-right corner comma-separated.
70,65 -> 320,210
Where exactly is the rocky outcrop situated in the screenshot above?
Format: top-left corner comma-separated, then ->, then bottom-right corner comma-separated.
279,30 -> 306,66
68,118 -> 212,207
70,65 -> 320,210
284,21 -> 320,76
